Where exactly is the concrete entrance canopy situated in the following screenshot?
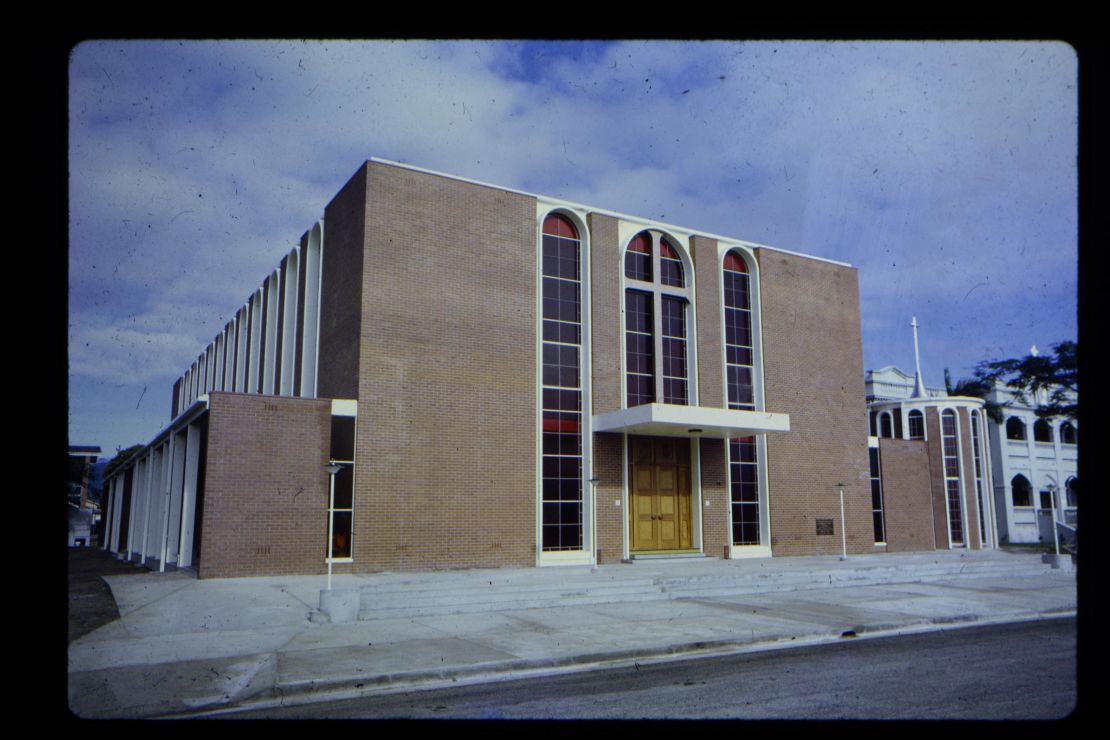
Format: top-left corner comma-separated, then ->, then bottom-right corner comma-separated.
593,403 -> 790,438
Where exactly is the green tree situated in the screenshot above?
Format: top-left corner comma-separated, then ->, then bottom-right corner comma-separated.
943,369 -> 1006,423
971,341 -> 1077,421
104,444 -> 144,480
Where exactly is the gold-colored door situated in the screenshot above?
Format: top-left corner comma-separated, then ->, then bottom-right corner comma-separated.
630,436 -> 693,551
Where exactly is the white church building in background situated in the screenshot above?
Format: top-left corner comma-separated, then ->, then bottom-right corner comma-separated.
984,350 -> 1078,545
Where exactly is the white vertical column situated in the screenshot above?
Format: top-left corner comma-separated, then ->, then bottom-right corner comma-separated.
224,321 -> 236,391
214,333 -> 225,392
111,476 -> 123,553
235,307 -> 249,392
125,467 -> 139,559
281,247 -> 300,396
157,440 -> 174,571
248,289 -> 263,393
102,478 -> 116,551
135,454 -> 153,563
165,429 -> 186,564
178,423 -> 202,569
300,222 -> 323,398
264,271 -> 279,394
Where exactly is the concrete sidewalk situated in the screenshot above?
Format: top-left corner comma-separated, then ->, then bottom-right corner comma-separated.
67,549 -> 1077,718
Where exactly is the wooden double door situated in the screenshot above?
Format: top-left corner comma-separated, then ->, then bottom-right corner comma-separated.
629,435 -> 693,552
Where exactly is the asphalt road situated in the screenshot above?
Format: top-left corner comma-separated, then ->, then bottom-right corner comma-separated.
226,617 -> 1077,720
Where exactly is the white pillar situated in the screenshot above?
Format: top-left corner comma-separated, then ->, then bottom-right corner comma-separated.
300,222 -> 323,398
281,247 -> 300,396
177,423 -> 202,569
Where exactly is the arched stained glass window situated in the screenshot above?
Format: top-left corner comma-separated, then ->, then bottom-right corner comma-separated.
660,238 -> 684,287
625,232 -> 652,281
723,248 -> 760,546
624,230 -> 691,406
541,213 -> 583,552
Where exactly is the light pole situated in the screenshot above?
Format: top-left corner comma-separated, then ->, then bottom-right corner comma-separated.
1047,483 -> 1060,557
837,482 -> 847,561
325,462 -> 343,591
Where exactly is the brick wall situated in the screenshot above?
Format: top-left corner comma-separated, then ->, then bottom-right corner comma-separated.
925,407 -> 952,548
593,432 -> 624,564
198,392 -> 331,578
692,236 -> 724,409
877,438 -> 936,552
354,162 -> 537,571
589,212 -> 622,415
756,249 -> 872,555
317,164 -> 368,400
699,437 -> 729,557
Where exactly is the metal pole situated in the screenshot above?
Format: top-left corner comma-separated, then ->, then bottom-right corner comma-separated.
1049,484 -> 1060,556
327,468 -> 336,591
838,483 -> 847,560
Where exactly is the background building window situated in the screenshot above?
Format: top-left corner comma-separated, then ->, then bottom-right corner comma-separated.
1006,417 -> 1026,441
941,409 -> 964,546
1060,422 -> 1077,445
908,409 -> 925,440
1033,419 -> 1053,443
1011,474 -> 1033,508
879,412 -> 893,438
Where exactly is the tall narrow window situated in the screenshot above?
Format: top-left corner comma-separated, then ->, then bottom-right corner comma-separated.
661,295 -> 688,404
971,411 -> 987,545
941,409 -> 964,546
328,414 -> 355,560
869,446 -> 886,544
541,214 -> 583,552
724,249 -> 760,546
624,231 -> 690,407
625,290 -> 655,407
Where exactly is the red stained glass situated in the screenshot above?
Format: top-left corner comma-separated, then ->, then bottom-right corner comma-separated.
542,413 -> 581,433
543,213 -> 579,239
724,251 -> 748,272
660,239 -> 678,259
629,232 -> 652,254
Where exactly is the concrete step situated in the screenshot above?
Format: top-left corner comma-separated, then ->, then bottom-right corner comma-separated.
351,553 -> 1058,620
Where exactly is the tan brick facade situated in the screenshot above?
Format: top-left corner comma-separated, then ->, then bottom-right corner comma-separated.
756,249 -> 873,556
876,438 -> 936,552
353,162 -> 538,571
199,392 -> 331,578
589,212 -> 622,416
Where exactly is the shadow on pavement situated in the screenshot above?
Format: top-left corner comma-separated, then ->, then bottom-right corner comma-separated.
67,547 -> 148,643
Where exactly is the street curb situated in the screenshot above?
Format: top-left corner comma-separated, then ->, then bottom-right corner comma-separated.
167,608 -> 1076,718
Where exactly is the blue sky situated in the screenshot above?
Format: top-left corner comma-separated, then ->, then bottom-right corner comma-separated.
68,40 -> 1078,457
